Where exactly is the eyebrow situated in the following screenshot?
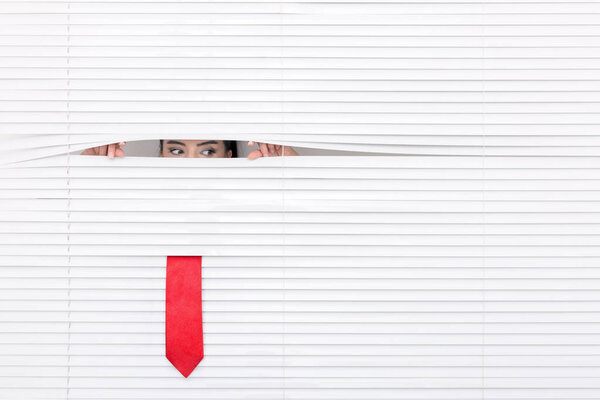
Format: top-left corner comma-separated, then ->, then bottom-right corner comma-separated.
166,140 -> 219,147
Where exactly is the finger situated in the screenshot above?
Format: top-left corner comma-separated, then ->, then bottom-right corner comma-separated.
285,146 -> 299,156
108,143 -> 116,158
248,141 -> 255,146
115,142 -> 126,157
119,141 -> 126,147
265,143 -> 275,157
99,145 -> 108,156
247,149 -> 263,160
259,142 -> 269,157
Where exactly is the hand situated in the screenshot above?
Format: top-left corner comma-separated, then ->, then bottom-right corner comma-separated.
80,142 -> 126,159
247,141 -> 299,160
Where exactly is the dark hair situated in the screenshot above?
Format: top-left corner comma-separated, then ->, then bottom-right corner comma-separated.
159,140 -> 237,158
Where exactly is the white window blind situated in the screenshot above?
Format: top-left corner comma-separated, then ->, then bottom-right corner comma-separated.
2,1 -> 600,399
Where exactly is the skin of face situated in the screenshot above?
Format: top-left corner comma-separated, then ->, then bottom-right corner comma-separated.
161,140 -> 232,158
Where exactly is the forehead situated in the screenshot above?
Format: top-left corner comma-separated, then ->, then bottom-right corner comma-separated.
167,140 -> 223,146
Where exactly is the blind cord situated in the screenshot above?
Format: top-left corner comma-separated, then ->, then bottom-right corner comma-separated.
480,4 -> 487,398
279,1 -> 287,398
66,2 -> 71,398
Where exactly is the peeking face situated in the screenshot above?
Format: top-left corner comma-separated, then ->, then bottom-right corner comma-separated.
160,140 -> 233,158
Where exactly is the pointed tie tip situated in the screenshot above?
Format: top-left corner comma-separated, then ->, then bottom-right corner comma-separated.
167,354 -> 204,378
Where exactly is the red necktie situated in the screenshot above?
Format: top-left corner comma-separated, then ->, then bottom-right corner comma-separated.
165,256 -> 204,377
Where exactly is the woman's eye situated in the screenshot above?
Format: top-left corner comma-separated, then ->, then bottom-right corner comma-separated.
201,148 -> 216,156
169,148 -> 184,155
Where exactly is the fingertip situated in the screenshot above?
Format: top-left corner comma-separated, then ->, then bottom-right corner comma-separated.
247,150 -> 262,160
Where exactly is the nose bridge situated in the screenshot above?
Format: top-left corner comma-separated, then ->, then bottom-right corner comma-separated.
186,145 -> 196,158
